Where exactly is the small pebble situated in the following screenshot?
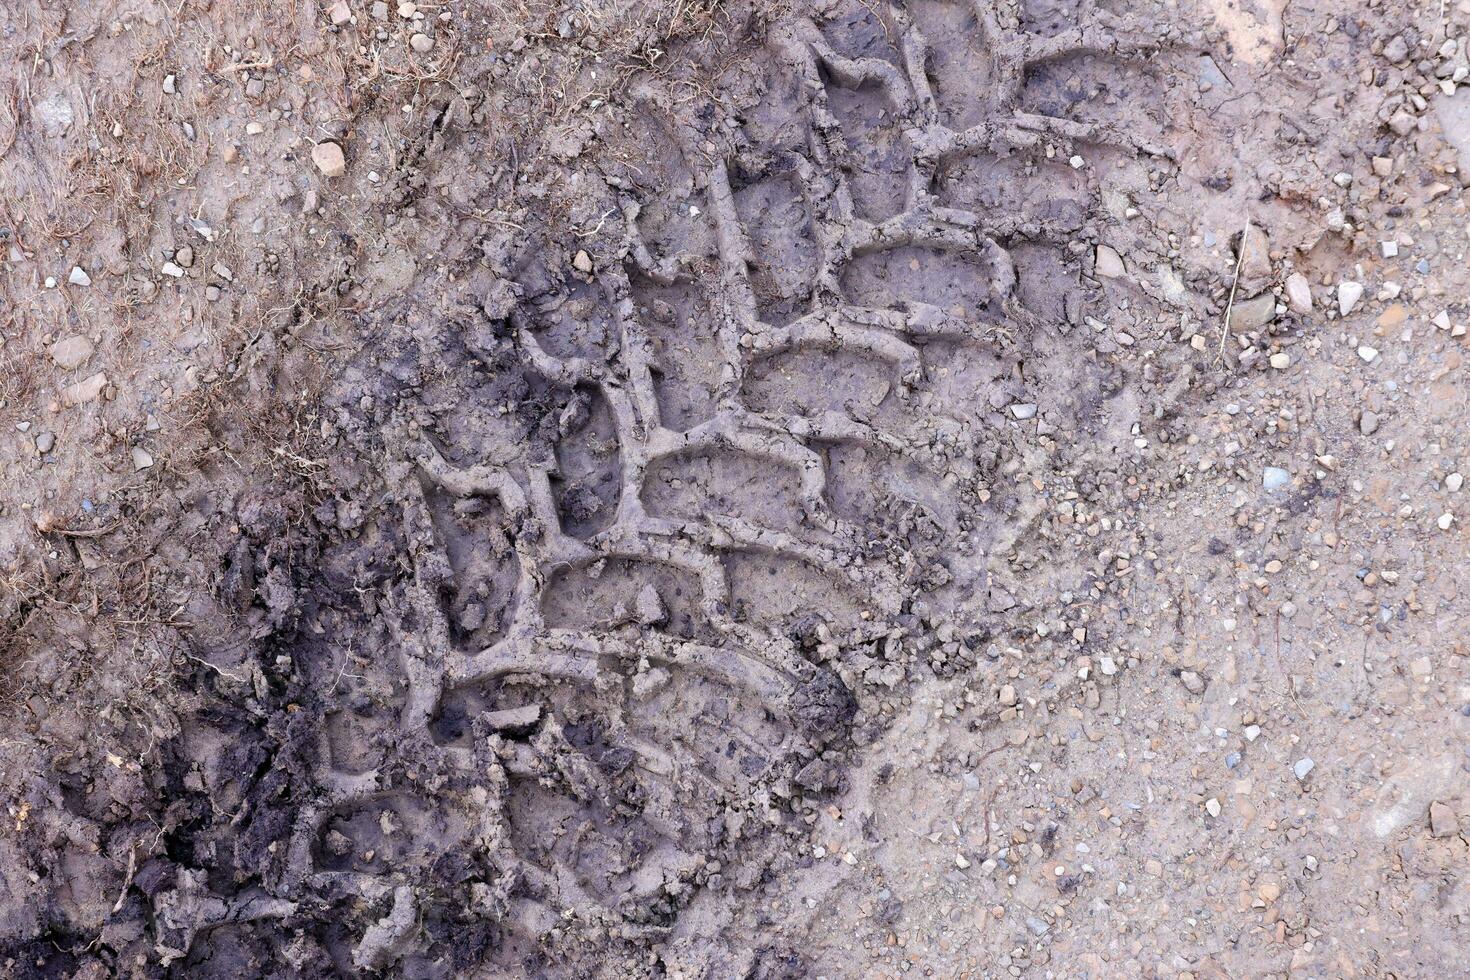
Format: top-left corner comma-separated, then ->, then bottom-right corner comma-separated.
1263,467 -> 1290,491
68,266 -> 91,287
312,141 -> 347,177
1338,281 -> 1364,316
1293,757 -> 1315,781
410,32 -> 434,52
1284,272 -> 1312,313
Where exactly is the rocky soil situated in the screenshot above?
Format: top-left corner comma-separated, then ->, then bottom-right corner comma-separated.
0,0 -> 1467,977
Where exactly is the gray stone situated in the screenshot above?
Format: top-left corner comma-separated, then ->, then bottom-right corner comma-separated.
1236,224 -> 1271,293
62,372 -> 108,406
1284,272 -> 1312,313
1435,90 -> 1470,173
1429,800 -> 1459,838
312,141 -> 346,177
1228,292 -> 1277,333
481,704 -> 541,734
1094,244 -> 1126,278
50,335 -> 94,370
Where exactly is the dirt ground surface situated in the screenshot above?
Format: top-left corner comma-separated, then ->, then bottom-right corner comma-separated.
1,0 -> 1468,976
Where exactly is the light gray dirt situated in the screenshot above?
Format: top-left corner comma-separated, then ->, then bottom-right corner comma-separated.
0,0 -> 1467,977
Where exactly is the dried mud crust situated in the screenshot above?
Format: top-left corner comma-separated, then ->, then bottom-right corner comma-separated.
257,2 -> 1204,975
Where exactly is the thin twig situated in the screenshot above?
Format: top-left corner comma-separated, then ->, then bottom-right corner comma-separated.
45,521 -> 123,539
1218,219 -> 1249,361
